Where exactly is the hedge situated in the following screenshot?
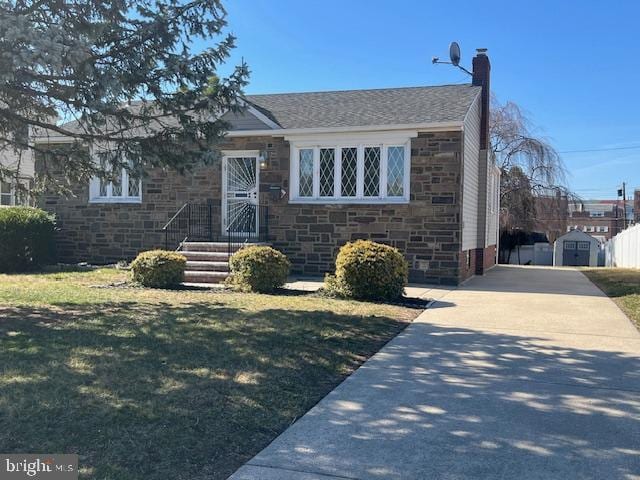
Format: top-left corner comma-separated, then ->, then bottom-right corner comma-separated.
325,240 -> 408,301
0,206 -> 55,272
130,250 -> 187,288
227,245 -> 290,293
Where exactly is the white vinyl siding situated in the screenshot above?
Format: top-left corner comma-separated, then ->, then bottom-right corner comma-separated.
486,165 -> 500,247
0,144 -> 34,179
461,93 -> 481,251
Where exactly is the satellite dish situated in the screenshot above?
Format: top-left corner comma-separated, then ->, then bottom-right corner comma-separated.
449,42 -> 461,66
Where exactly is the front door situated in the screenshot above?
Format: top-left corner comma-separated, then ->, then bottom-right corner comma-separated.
222,153 -> 260,236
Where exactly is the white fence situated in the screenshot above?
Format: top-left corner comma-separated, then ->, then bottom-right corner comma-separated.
604,224 -> 640,268
504,242 -> 554,266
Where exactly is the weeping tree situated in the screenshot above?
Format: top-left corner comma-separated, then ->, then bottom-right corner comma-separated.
491,97 -> 575,261
0,0 -> 249,194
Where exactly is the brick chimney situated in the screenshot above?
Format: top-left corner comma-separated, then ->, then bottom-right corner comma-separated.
472,48 -> 490,150
471,48 -> 492,276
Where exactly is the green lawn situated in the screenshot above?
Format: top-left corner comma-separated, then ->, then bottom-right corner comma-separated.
583,268 -> 640,328
0,268 -> 419,479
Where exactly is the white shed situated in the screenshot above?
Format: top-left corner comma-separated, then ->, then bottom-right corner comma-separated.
553,230 -> 600,267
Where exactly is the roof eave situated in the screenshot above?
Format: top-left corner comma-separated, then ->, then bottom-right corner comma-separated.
32,121 -> 465,145
225,121 -> 464,138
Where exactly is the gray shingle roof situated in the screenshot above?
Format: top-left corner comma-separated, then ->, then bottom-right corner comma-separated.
245,84 -> 480,130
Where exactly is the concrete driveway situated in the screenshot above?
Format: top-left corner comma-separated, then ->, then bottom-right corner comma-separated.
229,266 -> 640,480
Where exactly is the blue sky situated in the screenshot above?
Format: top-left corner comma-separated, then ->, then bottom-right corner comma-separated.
217,0 -> 640,199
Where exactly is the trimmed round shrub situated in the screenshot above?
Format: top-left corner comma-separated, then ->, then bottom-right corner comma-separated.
326,240 -> 408,301
228,245 -> 290,293
130,250 -> 186,288
0,206 -> 55,273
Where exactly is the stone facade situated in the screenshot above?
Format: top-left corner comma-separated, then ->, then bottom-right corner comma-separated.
39,131 -> 479,285
38,161 -> 223,264
220,132 -> 464,285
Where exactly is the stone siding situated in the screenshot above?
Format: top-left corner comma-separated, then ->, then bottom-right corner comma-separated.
38,132 -> 466,285
38,163 -> 223,264
219,133 -> 464,285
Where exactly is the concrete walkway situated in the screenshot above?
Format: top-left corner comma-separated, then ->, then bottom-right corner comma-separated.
284,277 -> 450,300
229,266 -> 640,480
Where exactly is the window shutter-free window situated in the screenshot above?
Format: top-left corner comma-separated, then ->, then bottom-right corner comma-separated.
298,149 -> 314,197
111,166 -> 123,196
340,147 -> 358,197
363,147 -> 380,197
128,173 -> 141,197
90,154 -> 142,203
0,181 -> 12,205
319,148 -> 335,197
386,146 -> 405,197
292,138 -> 410,203
0,180 -> 30,206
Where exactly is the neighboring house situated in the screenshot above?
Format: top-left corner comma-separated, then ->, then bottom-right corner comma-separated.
567,199 -> 634,242
35,48 -> 500,285
533,194 -> 570,244
0,143 -> 33,206
553,229 -> 600,267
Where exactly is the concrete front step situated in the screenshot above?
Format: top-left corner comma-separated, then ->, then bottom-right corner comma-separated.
178,241 -> 271,285
181,241 -> 269,252
180,250 -> 230,261
185,260 -> 229,272
181,241 -> 230,253
184,270 -> 229,284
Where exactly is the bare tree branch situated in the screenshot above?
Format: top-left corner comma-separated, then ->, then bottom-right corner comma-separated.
492,95 -> 577,248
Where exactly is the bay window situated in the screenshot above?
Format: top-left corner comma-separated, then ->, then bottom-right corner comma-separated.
290,140 -> 410,203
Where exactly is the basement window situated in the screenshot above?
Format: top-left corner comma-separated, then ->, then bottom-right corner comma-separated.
290,139 -> 410,204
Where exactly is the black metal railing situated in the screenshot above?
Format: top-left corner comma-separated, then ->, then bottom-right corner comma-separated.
162,201 -> 268,252
162,202 -> 220,251
227,204 -> 269,258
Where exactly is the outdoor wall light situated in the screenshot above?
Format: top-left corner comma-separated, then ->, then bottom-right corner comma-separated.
259,151 -> 268,169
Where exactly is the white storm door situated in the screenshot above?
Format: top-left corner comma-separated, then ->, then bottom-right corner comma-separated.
222,153 -> 260,236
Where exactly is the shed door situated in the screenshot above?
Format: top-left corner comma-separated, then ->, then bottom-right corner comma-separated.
563,240 -> 590,266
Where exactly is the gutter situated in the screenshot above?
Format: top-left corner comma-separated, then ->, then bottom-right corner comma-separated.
33,121 -> 465,145
224,121 -> 464,138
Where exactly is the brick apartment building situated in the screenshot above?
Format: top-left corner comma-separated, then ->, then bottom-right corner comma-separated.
567,198 -> 635,243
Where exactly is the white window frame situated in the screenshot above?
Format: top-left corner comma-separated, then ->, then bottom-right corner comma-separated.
89,155 -> 142,204
0,178 -> 30,206
289,135 -> 411,204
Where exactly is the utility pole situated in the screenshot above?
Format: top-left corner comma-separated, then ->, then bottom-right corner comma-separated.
623,182 -> 627,230
617,183 -> 628,232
